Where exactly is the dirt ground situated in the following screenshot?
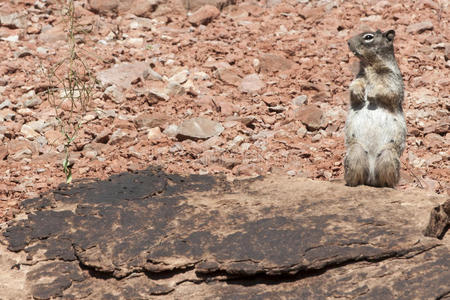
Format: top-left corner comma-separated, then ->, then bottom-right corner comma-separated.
0,0 -> 448,222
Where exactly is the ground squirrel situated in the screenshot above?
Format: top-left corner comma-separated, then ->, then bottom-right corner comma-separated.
344,29 -> 407,188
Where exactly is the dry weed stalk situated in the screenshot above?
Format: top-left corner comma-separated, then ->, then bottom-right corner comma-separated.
44,0 -> 96,183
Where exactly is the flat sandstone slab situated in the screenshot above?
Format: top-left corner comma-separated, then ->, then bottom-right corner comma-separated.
1,168 -> 449,299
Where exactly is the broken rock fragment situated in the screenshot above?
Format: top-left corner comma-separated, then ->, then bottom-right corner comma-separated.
39,24 -> 66,44
188,5 -> 220,26
163,124 -> 179,137
148,89 -> 170,102
104,85 -> 124,104
239,73 -> 265,94
134,113 -> 170,130
126,0 -> 162,17
7,140 -> 37,161
97,62 -> 149,89
406,21 -> 434,34
183,0 -> 236,11
177,117 -> 224,140
108,129 -> 136,145
259,53 -> 295,73
20,124 -> 40,140
147,127 -> 163,140
226,115 -> 256,127
424,199 -> 450,239
165,81 -> 185,97
296,104 -> 325,131
0,12 -> 27,29
168,69 -> 190,85
88,0 -> 119,15
215,67 -> 241,86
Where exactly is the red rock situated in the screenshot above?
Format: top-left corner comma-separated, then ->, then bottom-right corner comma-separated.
435,116 -> 450,135
424,133 -> 444,149
83,149 -> 98,160
0,145 -> 7,160
104,85 -> 124,104
183,0 -> 235,11
7,140 -> 37,161
20,124 -> 40,140
296,105 -> 325,131
425,154 -> 443,166
134,113 -> 170,130
147,127 -> 163,140
214,97 -> 235,116
0,12 -> 27,29
39,24 -> 66,44
97,62 -> 149,89
406,21 -> 434,34
88,0 -> 119,14
272,2 -> 295,14
239,73 -> 265,94
261,115 -> 275,125
215,67 -> 241,86
74,2 -> 96,17
110,158 -> 125,173
109,129 -> 137,145
226,116 -> 257,127
188,5 -> 220,26
422,177 -> 441,193
259,53 -> 294,73
113,119 -> 135,130
94,128 -> 112,144
232,163 -> 263,177
298,6 -> 325,21
177,117 -> 224,140
444,43 -> 450,60
419,0 -> 440,10
371,1 -> 391,14
125,0 -> 160,17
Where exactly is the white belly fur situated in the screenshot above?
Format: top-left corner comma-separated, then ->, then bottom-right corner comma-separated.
345,103 -> 406,175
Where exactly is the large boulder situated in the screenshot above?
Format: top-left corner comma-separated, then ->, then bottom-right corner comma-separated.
1,170 -> 449,299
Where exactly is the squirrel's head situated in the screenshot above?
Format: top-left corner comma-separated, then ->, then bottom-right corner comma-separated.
347,30 -> 396,65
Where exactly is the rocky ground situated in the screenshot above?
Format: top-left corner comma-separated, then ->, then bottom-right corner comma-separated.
0,0 -> 449,222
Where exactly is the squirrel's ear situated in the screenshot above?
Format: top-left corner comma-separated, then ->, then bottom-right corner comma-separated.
385,30 -> 395,41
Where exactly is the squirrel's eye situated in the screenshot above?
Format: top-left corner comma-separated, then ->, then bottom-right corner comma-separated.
363,33 -> 374,41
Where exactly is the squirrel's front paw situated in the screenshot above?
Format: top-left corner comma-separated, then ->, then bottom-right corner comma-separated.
350,79 -> 365,105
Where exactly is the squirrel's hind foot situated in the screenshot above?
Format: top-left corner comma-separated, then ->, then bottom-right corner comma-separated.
374,147 -> 400,188
344,143 -> 369,186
